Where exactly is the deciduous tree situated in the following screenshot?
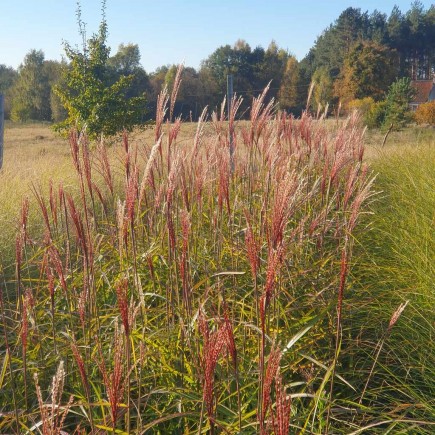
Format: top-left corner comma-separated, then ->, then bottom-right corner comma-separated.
311,66 -> 333,110
54,2 -> 147,138
278,56 -> 300,111
10,50 -> 51,122
0,65 -> 18,119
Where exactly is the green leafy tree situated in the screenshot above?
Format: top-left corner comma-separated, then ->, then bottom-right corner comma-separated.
149,66 -> 169,99
54,2 -> 147,138
311,66 -> 333,110
179,67 -> 205,119
0,65 -> 17,93
201,40 -> 256,94
0,65 -> 18,119
258,41 -> 288,98
108,43 -> 141,75
44,60 -> 68,122
108,43 -> 150,102
10,50 -> 51,121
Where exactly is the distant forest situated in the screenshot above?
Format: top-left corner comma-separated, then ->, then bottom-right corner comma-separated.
1,2 -> 434,122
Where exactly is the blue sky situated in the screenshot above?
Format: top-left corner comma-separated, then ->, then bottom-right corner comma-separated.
1,1 -> 433,72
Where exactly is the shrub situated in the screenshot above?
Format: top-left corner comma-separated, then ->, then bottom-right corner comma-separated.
348,97 -> 378,127
365,100 -> 387,128
415,100 -> 435,125
347,97 -> 375,116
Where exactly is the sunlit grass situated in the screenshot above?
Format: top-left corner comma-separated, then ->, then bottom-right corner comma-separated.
343,140 -> 435,433
0,107 -> 434,434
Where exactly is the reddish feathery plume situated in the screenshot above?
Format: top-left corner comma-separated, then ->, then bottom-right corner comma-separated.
199,311 -> 228,430
92,181 -> 108,217
96,325 -> 126,429
259,344 -> 282,433
271,369 -> 292,435
125,167 -> 138,224
269,172 -> 299,249
115,279 -> 130,337
263,244 -> 285,315
66,193 -> 88,260
48,244 -> 67,294
15,234 -> 23,279
96,142 -> 114,195
32,184 -> 52,239
69,130 -> 81,173
71,340 -> 89,396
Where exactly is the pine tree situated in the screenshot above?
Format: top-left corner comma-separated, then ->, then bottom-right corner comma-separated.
383,77 -> 415,130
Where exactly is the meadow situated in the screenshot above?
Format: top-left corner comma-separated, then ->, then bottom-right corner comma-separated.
0,91 -> 434,434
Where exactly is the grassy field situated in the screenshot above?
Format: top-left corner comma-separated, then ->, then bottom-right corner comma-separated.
343,140 -> 435,433
0,106 -> 434,434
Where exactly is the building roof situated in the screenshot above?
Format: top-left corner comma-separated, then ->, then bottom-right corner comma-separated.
411,80 -> 435,104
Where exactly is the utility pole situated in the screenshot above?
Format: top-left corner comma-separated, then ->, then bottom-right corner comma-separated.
227,74 -> 234,173
0,94 -> 4,170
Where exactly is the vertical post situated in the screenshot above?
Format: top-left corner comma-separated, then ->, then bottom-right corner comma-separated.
227,74 -> 233,118
0,94 -> 4,170
227,74 -> 234,173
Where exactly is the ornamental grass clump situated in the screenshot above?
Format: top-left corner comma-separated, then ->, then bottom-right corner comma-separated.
0,69 -> 382,433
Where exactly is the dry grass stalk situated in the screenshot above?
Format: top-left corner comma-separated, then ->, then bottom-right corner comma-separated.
32,184 -> 52,240
387,300 -> 409,332
170,64 -> 184,122
138,136 -> 162,210
359,300 -> 410,405
155,86 -> 169,144
34,361 -> 74,435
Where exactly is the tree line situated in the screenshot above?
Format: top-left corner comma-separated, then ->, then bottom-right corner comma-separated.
0,1 -> 434,126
